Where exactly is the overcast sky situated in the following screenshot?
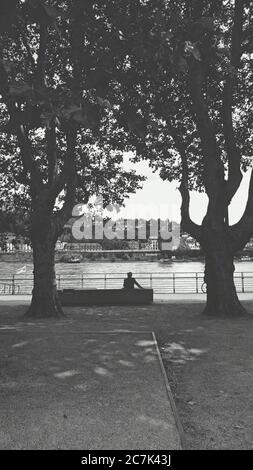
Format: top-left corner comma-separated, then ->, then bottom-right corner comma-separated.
119,158 -> 251,225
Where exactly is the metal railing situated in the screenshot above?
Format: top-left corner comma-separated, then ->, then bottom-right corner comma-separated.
1,271 -> 253,295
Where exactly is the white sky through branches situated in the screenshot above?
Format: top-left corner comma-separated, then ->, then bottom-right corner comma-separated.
120,158 -> 251,226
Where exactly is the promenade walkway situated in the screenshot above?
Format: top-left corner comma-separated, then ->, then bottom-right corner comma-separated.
1,292 -> 253,302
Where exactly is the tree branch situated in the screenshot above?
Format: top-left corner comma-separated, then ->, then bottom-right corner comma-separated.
46,126 -> 58,188
0,61 -> 43,195
230,168 -> 253,251
15,123 -> 44,194
169,127 -> 202,242
70,0 -> 84,103
53,1 -> 85,223
34,23 -> 48,88
20,28 -> 36,75
0,58 -> 10,96
189,62 -> 225,200
54,130 -> 77,225
222,0 -> 245,202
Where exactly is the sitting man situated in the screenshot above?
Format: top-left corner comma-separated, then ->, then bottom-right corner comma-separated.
123,272 -> 143,289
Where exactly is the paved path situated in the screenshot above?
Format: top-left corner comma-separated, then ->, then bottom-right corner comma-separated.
0,329 -> 182,450
1,292 -> 253,302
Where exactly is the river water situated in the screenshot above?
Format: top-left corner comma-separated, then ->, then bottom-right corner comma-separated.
0,259 -> 253,277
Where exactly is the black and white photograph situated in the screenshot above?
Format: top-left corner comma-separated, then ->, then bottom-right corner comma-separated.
0,0 -> 252,462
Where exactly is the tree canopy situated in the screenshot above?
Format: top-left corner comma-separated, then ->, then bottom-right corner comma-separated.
0,0 -> 252,317
0,0 -> 149,225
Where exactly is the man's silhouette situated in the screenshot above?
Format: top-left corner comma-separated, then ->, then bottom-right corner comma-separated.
123,272 -> 143,289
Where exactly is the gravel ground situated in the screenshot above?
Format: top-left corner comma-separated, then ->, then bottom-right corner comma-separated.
1,299 -> 253,449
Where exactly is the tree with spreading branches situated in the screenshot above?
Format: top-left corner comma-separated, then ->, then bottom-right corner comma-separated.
115,0 -> 253,316
162,0 -> 253,316
0,0 -> 144,317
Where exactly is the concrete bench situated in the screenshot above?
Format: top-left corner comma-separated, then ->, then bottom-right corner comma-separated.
58,288 -> 153,306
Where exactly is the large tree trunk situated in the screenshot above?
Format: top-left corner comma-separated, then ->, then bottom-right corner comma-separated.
202,221 -> 247,317
25,207 -> 64,318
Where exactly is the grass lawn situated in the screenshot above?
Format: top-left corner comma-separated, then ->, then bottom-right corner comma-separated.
1,299 -> 253,449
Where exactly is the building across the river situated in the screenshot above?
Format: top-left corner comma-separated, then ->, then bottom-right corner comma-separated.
0,233 -> 31,252
180,233 -> 200,250
127,240 -> 140,250
140,237 -> 159,251
244,238 -> 253,250
63,242 -> 103,252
